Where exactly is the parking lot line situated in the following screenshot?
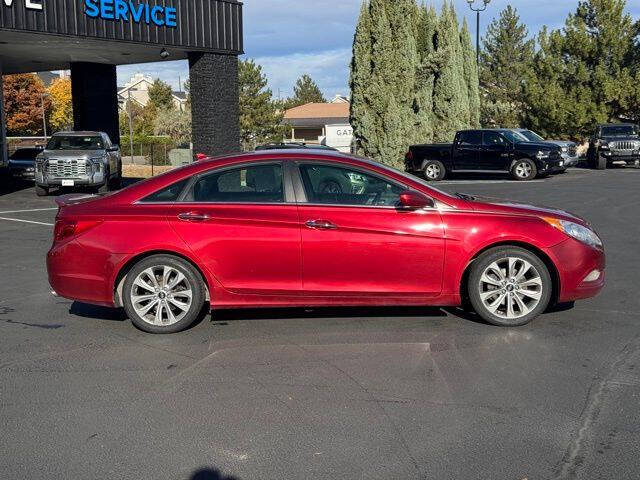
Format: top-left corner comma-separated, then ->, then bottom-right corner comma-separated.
0,216 -> 54,227
0,208 -> 58,215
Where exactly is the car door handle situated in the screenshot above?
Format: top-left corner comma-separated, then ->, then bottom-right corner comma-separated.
177,212 -> 210,222
305,220 -> 338,230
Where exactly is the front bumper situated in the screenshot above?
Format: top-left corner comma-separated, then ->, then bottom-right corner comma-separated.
601,151 -> 640,165
539,158 -> 566,174
545,238 -> 606,303
36,171 -> 106,188
560,154 -> 579,167
9,167 -> 35,180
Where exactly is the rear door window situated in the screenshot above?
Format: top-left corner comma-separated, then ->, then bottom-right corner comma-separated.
457,131 -> 482,146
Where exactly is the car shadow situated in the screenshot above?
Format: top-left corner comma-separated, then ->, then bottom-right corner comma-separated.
69,302 -> 128,322
0,174 -> 34,196
189,468 -> 239,480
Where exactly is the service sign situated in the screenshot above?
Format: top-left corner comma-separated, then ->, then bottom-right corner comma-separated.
0,0 -> 243,53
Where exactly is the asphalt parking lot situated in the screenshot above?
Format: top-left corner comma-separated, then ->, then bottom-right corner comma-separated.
1,168 -> 639,480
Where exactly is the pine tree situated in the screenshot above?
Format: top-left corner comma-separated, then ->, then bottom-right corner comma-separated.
350,1 -> 374,155
480,6 -> 534,128
431,2 -> 468,142
412,4 -> 438,143
460,18 -> 481,128
287,74 -> 325,108
238,59 -> 284,150
148,79 -> 175,110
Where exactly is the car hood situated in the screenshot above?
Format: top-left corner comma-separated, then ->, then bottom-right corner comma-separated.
42,150 -> 104,158
546,140 -> 576,148
516,141 -> 560,151
600,136 -> 640,143
462,195 -> 589,226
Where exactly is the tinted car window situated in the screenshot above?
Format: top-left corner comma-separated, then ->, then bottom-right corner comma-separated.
483,132 -> 508,146
187,164 -> 284,203
142,178 -> 191,203
299,164 -> 404,207
457,131 -> 482,146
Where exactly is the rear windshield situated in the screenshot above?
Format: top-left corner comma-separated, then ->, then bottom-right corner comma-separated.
47,135 -> 104,151
601,125 -> 638,137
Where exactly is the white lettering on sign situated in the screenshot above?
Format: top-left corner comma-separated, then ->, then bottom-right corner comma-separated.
2,0 -> 43,11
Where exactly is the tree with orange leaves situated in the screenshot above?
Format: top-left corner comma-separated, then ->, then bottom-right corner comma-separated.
2,74 -> 51,136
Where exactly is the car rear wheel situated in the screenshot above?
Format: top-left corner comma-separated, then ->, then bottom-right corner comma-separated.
511,159 -> 537,181
423,160 -> 446,181
123,255 -> 206,334
35,185 -> 48,197
468,246 -> 552,326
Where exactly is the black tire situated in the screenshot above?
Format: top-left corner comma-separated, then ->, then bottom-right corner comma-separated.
423,160 -> 446,181
468,246 -> 552,327
35,185 -> 48,197
595,155 -> 607,170
511,159 -> 537,181
122,255 -> 206,334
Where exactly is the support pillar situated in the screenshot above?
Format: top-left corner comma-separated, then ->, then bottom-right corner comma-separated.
188,52 -> 240,156
0,63 -> 7,167
70,62 -> 120,146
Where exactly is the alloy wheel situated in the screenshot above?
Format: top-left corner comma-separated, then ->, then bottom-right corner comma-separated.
478,257 -> 543,320
425,164 -> 441,180
515,162 -> 532,179
130,265 -> 194,326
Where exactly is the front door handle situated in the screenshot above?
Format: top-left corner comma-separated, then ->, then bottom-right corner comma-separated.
178,212 -> 210,222
305,219 -> 338,230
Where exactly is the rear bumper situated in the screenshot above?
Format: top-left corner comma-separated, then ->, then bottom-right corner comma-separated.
47,239 -> 123,307
545,239 -> 606,303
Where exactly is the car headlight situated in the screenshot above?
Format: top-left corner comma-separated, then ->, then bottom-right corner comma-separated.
561,146 -> 568,153
543,217 -> 603,248
90,158 -> 105,173
536,150 -> 550,159
600,142 -> 609,150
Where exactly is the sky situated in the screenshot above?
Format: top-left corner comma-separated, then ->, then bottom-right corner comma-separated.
117,0 -> 640,99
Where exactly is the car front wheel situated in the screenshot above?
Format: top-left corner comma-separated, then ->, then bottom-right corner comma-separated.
468,246 -> 552,326
122,255 -> 206,334
511,159 -> 537,181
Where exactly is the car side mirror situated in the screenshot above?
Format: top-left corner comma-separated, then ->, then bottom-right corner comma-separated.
108,145 -> 119,152
398,190 -> 435,210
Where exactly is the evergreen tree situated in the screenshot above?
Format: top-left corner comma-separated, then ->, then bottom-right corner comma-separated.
238,59 -> 284,150
412,4 -> 438,143
350,0 -> 421,167
148,79 -> 174,110
480,6 -> 534,128
460,18 -> 481,128
431,2 -> 468,142
287,74 -> 326,107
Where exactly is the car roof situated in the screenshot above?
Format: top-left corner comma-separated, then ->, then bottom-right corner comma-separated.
52,131 -> 104,136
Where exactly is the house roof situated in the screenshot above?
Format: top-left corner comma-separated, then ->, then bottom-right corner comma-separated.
36,71 -> 60,87
284,102 -> 350,121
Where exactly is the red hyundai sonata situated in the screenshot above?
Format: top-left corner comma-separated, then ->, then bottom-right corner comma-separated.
47,150 -> 605,333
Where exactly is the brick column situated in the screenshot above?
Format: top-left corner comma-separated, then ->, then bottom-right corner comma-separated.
70,62 -> 120,146
0,62 -> 7,167
188,52 -> 240,156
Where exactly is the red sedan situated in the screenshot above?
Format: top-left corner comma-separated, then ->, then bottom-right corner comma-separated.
47,150 -> 605,333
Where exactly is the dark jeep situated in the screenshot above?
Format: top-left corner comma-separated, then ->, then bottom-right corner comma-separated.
587,123 -> 640,169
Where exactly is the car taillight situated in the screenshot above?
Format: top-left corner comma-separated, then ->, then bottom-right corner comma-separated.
405,150 -> 414,160
53,219 -> 102,244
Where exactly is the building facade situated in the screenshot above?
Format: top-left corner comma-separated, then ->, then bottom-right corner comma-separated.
0,0 -> 243,167
283,97 -> 354,153
118,73 -> 188,112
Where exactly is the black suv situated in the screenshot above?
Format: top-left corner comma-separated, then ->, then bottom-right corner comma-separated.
405,129 -> 564,181
587,123 -> 640,169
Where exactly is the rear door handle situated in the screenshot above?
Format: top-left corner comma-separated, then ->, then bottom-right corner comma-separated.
305,220 -> 338,230
178,212 -> 210,222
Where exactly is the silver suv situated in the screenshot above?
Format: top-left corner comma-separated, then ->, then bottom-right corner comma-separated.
35,131 -> 122,196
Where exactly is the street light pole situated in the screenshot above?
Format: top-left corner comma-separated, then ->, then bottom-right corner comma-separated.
467,0 -> 491,65
40,93 -> 47,139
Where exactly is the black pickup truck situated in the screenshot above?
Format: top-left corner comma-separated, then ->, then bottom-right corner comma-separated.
405,129 -> 565,181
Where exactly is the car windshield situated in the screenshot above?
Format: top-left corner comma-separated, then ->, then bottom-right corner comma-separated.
9,148 -> 42,160
519,130 -> 545,142
501,130 -> 529,143
601,125 -> 638,137
47,135 -> 104,150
